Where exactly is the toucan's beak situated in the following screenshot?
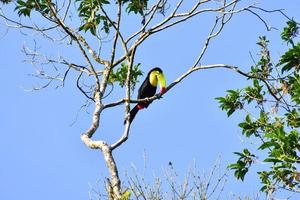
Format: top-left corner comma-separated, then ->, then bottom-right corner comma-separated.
157,73 -> 166,94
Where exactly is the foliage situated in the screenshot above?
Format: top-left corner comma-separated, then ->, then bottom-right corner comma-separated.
215,89 -> 243,117
216,20 -> 300,194
109,62 -> 143,91
15,0 -> 54,17
13,0 -> 149,35
76,0 -> 111,35
122,0 -> 148,15
228,149 -> 256,181
281,20 -> 299,46
278,42 -> 300,73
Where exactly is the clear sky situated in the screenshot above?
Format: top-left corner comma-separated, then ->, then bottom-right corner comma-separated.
1,1 -> 299,199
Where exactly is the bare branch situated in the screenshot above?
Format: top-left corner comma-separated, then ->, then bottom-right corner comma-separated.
103,62 -> 285,110
126,0 -> 167,44
113,0 -> 247,68
150,0 -> 238,34
245,8 -> 274,31
45,0 -> 110,68
0,8 -> 59,31
249,6 -> 298,24
77,72 -> 95,102
99,3 -> 128,55
99,1 -> 124,99
111,122 -> 130,150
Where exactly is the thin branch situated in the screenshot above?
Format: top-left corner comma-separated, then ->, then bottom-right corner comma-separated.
250,6 -> 298,24
62,65 -> 71,87
49,58 -> 92,74
76,72 -> 95,102
0,9 -> 59,31
45,1 -> 110,67
99,1 -> 123,99
111,121 -> 130,150
62,0 -> 71,21
103,63 -> 284,110
126,0 -> 167,44
44,1 -> 103,141
111,48 -> 137,150
113,0 -> 244,68
150,0 -> 239,34
246,8 -> 274,31
100,3 -> 128,55
192,1 -> 238,68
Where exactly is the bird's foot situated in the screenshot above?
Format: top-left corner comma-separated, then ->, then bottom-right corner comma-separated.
157,93 -> 163,99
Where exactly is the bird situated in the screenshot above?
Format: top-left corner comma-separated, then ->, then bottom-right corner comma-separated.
127,67 -> 166,124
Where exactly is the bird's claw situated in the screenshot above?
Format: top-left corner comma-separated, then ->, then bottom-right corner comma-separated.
158,93 -> 163,99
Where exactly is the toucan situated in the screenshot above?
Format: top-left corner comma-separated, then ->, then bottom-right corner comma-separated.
127,67 -> 166,124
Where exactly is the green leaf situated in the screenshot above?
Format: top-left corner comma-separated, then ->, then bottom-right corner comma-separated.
108,62 -> 143,90
14,0 -> 54,17
123,0 -> 148,15
263,158 -> 282,163
258,141 -> 274,150
281,20 -> 299,45
287,73 -> 300,104
286,109 -> 300,128
229,149 -> 255,181
278,42 -> 300,73
238,114 -> 259,137
243,79 -> 264,104
222,21 -> 300,193
255,36 -> 272,78
215,89 -> 242,117
233,152 -> 244,157
76,0 -> 112,35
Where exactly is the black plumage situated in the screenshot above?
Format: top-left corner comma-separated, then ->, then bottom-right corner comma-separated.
128,67 -> 164,124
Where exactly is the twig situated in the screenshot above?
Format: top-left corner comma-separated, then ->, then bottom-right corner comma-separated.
76,72 -> 95,102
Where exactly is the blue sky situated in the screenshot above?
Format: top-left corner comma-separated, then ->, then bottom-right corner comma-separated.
1,1 -> 299,199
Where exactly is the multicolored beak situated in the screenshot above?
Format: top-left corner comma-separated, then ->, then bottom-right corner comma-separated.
157,73 -> 166,94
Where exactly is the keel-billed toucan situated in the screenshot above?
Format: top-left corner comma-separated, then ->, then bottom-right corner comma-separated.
128,67 -> 166,124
